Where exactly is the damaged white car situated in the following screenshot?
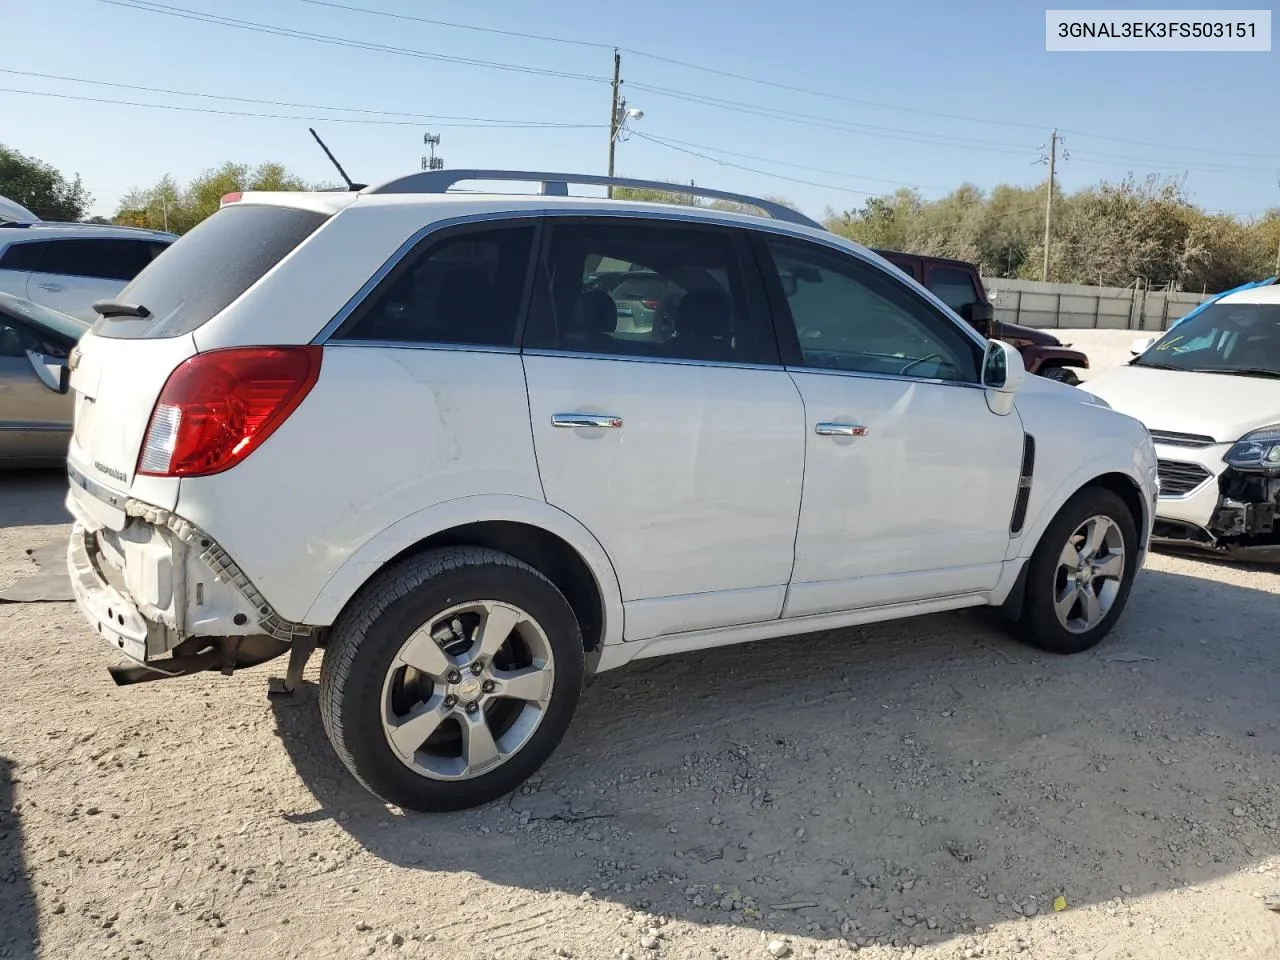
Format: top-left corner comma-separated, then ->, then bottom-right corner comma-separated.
1085,284 -> 1280,560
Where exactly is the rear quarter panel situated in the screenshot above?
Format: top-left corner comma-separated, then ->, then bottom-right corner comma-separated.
173,344 -> 544,623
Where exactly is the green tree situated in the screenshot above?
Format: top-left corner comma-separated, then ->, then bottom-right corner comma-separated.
115,162 -> 317,234
0,144 -> 92,221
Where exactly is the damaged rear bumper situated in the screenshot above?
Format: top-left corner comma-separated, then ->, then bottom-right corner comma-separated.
66,463 -> 314,681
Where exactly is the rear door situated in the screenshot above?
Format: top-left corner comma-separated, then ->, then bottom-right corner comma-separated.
68,205 -> 329,520
522,216 -> 805,641
28,238 -> 167,322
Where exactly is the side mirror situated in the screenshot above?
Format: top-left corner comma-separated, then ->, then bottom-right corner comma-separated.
1130,336 -> 1155,356
26,350 -> 70,394
981,340 -> 1025,416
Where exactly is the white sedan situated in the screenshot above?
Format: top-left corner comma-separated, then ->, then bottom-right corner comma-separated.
1085,284 -> 1280,560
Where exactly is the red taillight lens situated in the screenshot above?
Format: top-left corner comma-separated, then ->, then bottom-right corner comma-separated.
137,346 -> 322,478
220,191 -> 242,206
641,299 -> 660,309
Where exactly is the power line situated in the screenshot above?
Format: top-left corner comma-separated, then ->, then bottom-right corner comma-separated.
0,86 -> 605,129
627,83 -> 1038,156
283,0 -> 1275,162
637,132 -> 948,191
1068,149 -> 1276,175
0,69 -> 597,127
631,131 -> 891,198
295,0 -> 612,50
99,0 -> 605,83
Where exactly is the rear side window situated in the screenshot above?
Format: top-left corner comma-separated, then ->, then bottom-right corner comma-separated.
0,241 -> 48,271
333,224 -> 535,347
93,204 -> 329,339
38,238 -> 168,282
926,266 -> 981,313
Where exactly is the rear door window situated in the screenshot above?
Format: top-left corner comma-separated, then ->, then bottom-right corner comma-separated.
525,219 -> 770,365
93,204 -> 329,339
925,265 -> 981,313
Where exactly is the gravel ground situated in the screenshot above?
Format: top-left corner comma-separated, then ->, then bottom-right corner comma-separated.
4,329 -> 1279,960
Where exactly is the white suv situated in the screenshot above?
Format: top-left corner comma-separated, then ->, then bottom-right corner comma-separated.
64,171 -> 1158,812
0,221 -> 176,322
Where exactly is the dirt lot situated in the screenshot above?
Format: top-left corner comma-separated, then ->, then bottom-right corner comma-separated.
3,330 -> 1280,960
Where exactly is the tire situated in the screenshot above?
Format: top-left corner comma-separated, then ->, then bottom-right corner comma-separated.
319,546 -> 585,812
1040,366 -> 1081,387
1011,487 -> 1138,655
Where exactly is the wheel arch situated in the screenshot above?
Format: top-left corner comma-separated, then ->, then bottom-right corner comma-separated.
303,495 -> 625,654
999,468 -> 1150,620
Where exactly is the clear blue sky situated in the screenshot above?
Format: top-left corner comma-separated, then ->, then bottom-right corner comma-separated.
5,0 -> 1277,220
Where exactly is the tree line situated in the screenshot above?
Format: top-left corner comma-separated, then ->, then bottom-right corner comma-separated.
3,142 -> 1276,294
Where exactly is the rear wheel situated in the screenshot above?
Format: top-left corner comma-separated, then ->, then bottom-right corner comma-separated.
1040,366 -> 1081,386
1011,487 -> 1137,654
319,547 -> 584,812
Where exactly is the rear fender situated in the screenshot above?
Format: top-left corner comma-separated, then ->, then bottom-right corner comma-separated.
302,494 -> 625,647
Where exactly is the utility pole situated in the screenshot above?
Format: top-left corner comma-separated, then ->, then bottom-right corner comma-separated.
607,48 -> 621,198
1042,129 -> 1057,282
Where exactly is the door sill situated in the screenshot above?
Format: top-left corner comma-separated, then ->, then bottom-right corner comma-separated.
595,592 -> 988,672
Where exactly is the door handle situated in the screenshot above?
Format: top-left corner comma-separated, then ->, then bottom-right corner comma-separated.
815,421 -> 868,437
552,413 -> 623,429
37,282 -> 65,292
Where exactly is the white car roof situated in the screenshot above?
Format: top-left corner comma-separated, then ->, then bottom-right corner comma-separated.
1217,284 -> 1280,305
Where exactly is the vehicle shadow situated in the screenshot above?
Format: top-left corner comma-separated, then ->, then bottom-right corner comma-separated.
271,564 -> 1280,952
0,469 -> 69,530
0,756 -> 38,959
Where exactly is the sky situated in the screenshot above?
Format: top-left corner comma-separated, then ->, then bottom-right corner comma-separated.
4,0 -> 1278,221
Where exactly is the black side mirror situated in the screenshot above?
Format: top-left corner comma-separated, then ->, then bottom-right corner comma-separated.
960,301 -> 995,335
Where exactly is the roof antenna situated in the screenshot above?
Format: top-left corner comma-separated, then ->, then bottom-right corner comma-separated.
309,128 -> 366,191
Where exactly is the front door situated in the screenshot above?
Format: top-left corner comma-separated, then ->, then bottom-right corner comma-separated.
522,217 -> 805,641
754,234 -> 1025,618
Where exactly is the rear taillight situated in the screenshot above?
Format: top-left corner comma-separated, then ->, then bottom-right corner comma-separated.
137,346 -> 322,478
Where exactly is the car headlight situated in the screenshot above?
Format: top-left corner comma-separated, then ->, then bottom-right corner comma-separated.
1223,424 -> 1280,471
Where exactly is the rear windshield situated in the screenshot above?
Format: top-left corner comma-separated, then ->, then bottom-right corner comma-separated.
92,203 -> 330,339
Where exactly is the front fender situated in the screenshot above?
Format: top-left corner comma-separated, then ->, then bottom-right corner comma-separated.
302,494 -> 626,647
1007,447 -> 1154,567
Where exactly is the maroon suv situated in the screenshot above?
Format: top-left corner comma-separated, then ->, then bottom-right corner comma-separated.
874,249 -> 1089,385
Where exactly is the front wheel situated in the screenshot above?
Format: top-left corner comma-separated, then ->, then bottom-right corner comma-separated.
319,547 -> 585,812
1040,366 -> 1081,386
1011,487 -> 1138,654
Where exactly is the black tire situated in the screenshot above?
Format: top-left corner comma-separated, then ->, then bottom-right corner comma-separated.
1011,487 -> 1138,655
319,546 -> 585,812
1040,366 -> 1081,386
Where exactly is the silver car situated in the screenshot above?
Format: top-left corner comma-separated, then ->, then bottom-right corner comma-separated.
0,290 -> 87,467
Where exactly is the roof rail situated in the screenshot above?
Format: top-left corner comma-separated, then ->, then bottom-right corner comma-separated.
362,169 -> 823,230
0,220 -> 175,238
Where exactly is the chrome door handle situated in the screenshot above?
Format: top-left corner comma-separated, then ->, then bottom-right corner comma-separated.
38,282 -> 65,292
552,413 -> 623,429
815,422 -> 868,437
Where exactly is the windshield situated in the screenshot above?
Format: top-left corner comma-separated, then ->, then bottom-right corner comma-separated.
1134,301 -> 1280,376
0,289 -> 88,341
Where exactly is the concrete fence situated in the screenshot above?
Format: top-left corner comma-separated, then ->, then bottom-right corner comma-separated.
981,278 -> 1209,332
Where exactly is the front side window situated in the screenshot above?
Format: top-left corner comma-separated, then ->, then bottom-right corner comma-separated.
528,221 -> 763,365
764,237 -> 980,383
37,238 -> 163,282
336,225 -> 534,347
